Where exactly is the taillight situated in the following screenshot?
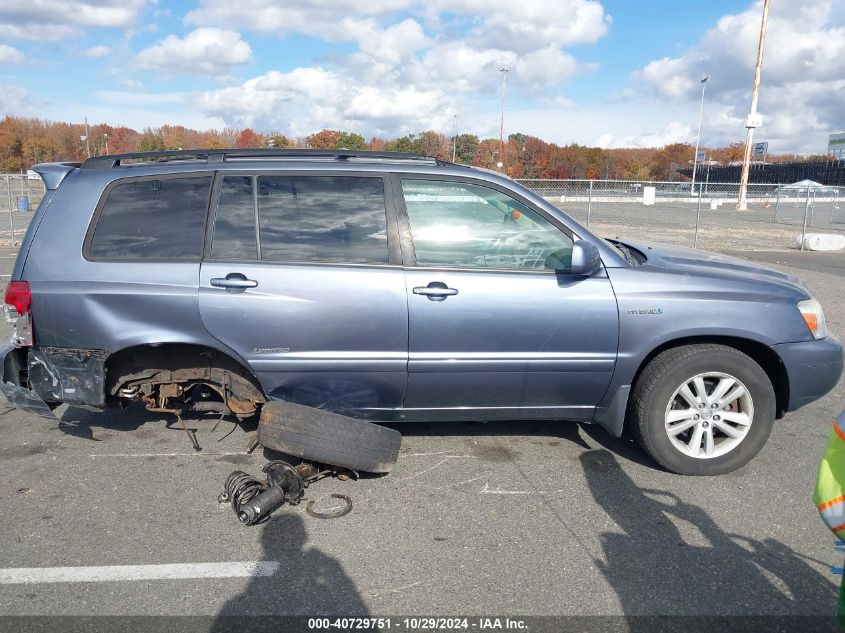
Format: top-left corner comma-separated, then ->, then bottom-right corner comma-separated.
4,280 -> 33,347
5,281 -> 31,315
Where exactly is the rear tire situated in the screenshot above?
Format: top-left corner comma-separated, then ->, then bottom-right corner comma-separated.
257,401 -> 401,473
629,344 -> 775,475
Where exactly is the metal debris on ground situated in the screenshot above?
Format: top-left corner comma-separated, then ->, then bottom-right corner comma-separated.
219,460 -> 358,525
306,494 -> 353,519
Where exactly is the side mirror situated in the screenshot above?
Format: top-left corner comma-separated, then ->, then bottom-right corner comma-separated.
570,241 -> 602,277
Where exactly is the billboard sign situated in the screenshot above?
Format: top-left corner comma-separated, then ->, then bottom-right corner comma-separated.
752,142 -> 768,158
695,150 -> 706,162
829,133 -> 845,158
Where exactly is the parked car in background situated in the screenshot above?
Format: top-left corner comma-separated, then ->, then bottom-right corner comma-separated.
2,149 -> 841,475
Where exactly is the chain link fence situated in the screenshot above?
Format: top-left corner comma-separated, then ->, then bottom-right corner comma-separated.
0,174 -> 46,244
518,179 -> 845,251
2,174 -> 843,251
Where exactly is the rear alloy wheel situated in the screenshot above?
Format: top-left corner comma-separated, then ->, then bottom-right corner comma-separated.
630,344 -> 776,475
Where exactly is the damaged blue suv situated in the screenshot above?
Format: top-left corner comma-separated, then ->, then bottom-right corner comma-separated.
2,149 -> 842,475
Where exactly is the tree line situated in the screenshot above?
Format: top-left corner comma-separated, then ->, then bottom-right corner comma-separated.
0,115 -> 820,181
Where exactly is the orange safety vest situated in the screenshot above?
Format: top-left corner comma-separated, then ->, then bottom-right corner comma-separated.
815,412 -> 845,539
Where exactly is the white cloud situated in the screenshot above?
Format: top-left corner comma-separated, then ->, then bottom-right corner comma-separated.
430,0 -> 610,52
0,84 -> 37,113
596,121 -> 694,149
637,57 -> 699,100
0,1 -> 153,40
198,68 -> 346,130
345,86 -> 451,128
185,0 -> 610,79
185,1 -> 413,34
186,0 -> 609,51
414,43 -> 516,93
134,28 -> 252,75
631,0 -> 845,152
554,96 -> 578,109
514,47 -> 579,86
118,78 -> 144,91
182,1 -> 606,137
356,18 -> 429,65
0,44 -> 24,64
84,45 -> 110,58
197,67 -> 453,137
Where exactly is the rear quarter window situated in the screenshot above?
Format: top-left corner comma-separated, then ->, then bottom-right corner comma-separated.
87,175 -> 212,259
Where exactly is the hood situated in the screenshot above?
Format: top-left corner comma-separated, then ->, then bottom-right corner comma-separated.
616,240 -> 810,296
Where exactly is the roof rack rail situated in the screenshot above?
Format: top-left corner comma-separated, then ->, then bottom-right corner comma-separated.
81,148 -> 453,170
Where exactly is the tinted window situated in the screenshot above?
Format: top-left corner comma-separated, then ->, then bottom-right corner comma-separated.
401,179 -> 573,271
258,176 -> 388,264
89,176 -> 212,259
211,176 -> 257,259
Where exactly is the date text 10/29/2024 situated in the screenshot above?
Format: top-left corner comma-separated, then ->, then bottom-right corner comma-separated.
308,618 -> 528,631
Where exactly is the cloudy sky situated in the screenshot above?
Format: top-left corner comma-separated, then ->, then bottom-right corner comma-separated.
0,0 -> 843,153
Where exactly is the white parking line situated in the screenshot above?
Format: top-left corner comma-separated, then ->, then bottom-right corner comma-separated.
89,451 -> 251,458
0,561 -> 280,585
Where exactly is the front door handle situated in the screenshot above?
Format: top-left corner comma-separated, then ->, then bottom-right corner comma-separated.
413,282 -> 458,302
210,273 -> 258,291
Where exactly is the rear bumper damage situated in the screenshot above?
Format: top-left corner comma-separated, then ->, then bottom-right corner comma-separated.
0,344 -> 108,418
1,344 -> 54,417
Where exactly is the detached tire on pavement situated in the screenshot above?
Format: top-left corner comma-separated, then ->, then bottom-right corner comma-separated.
257,401 -> 402,474
629,344 -> 776,476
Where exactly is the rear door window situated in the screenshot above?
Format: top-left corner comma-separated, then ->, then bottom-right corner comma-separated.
88,175 -> 212,259
257,176 -> 388,264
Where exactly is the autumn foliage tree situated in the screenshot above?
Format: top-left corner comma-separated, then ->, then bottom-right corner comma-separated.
306,129 -> 342,149
0,115 -> 814,180
235,128 -> 264,148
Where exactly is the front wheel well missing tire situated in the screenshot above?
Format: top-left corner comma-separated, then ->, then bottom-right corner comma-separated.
631,336 -> 789,420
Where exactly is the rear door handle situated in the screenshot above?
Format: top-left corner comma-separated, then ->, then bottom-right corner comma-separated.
413,282 -> 458,302
210,273 -> 258,291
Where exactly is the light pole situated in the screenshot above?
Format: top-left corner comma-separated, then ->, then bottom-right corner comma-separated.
498,66 -> 508,170
103,133 -> 110,155
83,116 -> 91,158
737,0 -> 770,211
452,114 -> 457,163
691,75 -> 709,195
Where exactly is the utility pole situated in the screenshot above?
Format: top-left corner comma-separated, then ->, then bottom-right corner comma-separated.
691,75 -> 709,195
498,66 -> 508,171
737,0 -> 770,211
452,114 -> 457,163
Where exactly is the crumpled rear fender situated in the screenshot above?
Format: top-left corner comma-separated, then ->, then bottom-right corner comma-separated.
0,344 -> 56,419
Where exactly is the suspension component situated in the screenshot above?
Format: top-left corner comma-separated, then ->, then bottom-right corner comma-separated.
219,460 -> 308,525
219,459 -> 355,525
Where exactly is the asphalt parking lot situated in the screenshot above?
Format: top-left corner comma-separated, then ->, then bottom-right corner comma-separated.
0,246 -> 843,622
